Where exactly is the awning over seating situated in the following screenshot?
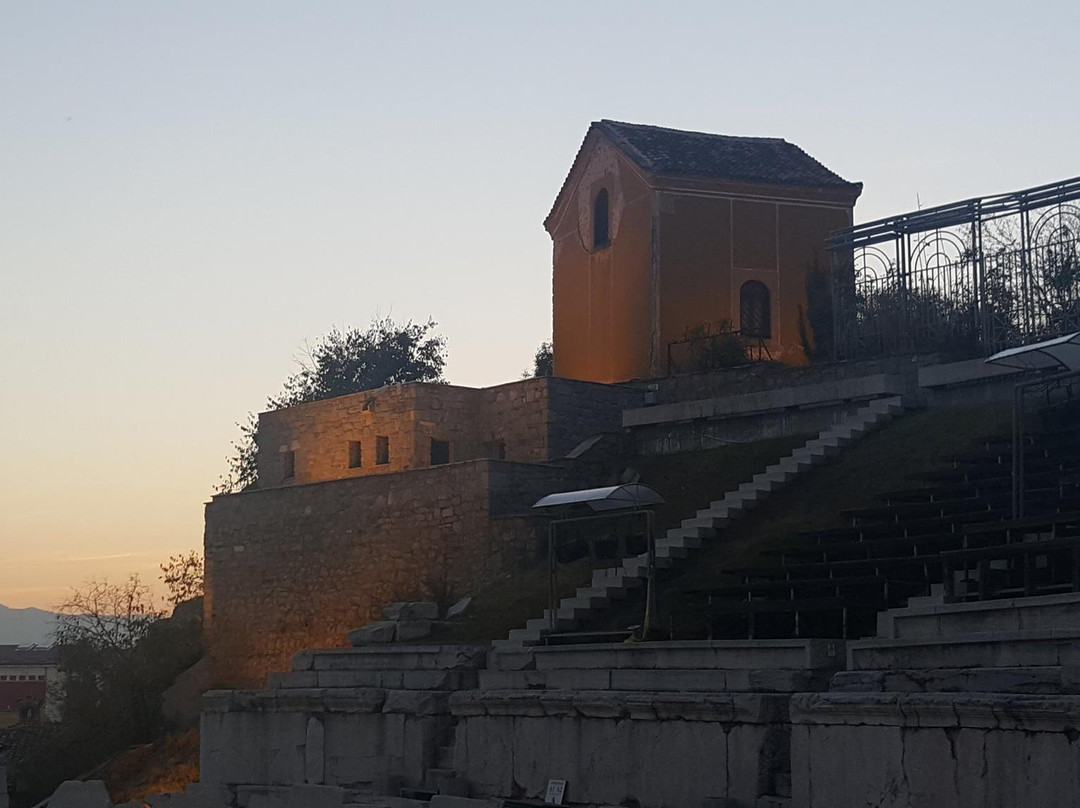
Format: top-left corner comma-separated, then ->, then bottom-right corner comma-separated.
532,484 -> 665,512
986,332 -> 1080,372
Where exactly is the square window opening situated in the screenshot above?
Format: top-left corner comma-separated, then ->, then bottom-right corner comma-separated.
431,439 -> 450,466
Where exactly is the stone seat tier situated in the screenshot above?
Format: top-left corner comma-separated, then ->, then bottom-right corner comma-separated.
847,627 -> 1080,671
479,666 -> 832,693
290,645 -> 488,673
527,639 -> 845,672
876,590 -> 1080,640
831,665 -> 1080,695
268,668 -> 478,691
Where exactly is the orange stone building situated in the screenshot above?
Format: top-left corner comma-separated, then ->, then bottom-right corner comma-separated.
546,120 -> 863,383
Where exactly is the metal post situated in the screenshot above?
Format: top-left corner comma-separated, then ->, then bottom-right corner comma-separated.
642,510 -> 659,640
548,522 -> 555,633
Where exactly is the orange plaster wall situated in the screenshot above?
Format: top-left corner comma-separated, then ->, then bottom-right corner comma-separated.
656,193 -> 734,375
551,144 -> 654,383
549,135 -> 856,382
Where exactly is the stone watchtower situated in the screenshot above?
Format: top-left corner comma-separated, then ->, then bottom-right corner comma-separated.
546,120 -> 862,383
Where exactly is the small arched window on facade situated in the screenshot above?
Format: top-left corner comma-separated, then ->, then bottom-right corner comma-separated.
740,280 -> 772,339
593,189 -> 610,249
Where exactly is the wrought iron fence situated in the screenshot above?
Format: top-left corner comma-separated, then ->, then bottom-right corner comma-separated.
666,326 -> 772,376
828,177 -> 1080,360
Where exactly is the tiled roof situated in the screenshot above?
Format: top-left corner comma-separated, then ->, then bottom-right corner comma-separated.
0,645 -> 58,666
595,120 -> 860,190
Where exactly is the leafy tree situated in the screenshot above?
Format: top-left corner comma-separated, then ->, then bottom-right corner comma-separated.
532,341 -> 553,377
217,316 -> 447,493
798,256 -> 834,362
160,550 -> 204,608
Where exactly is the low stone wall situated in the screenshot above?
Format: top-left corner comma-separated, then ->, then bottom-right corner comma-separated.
202,646 -> 488,796
790,692 -> 1080,808
452,690 -> 788,807
204,461 -> 563,687
651,355 -> 933,406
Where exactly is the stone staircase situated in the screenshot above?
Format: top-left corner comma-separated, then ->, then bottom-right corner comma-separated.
496,395 -> 910,649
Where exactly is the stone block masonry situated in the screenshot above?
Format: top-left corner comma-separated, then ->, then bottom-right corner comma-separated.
205,460 -> 571,687
256,376 -> 643,488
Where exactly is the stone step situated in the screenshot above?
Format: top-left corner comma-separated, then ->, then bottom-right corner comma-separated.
423,768 -> 469,797
774,772 -> 792,798
755,796 -> 791,808
591,567 -> 644,590
877,592 -> 1080,640
831,665 -> 1080,694
531,639 -> 845,672
291,645 -> 488,673
268,669 -> 478,690
495,395 -> 909,647
478,666 -> 832,693
848,629 -> 1080,671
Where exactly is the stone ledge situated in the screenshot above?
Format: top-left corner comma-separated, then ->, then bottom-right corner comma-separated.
291,645 -> 488,672
917,357 -> 1023,388
478,667 -> 829,693
202,687 -> 454,716
790,691 -> 1080,731
531,639 -> 845,671
450,689 -> 790,723
622,375 -> 904,427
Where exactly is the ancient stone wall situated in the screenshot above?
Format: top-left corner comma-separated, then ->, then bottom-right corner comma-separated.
255,377 -> 642,488
205,459 -> 568,687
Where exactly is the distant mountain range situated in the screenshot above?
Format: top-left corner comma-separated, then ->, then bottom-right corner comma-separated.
0,603 -> 59,646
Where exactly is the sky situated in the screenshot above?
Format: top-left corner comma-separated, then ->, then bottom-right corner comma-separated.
2,1 -> 1078,611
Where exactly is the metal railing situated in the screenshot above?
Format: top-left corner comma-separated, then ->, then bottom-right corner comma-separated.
829,176 -> 1080,361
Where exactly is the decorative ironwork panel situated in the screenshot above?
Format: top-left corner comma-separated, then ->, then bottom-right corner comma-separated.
829,177 -> 1080,360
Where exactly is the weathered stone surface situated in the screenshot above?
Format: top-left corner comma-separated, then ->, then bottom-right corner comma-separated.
444,596 -> 472,620
428,797 -> 499,808
48,781 -> 112,808
206,376 -> 640,686
394,620 -> 432,641
383,690 -> 451,716
384,602 -> 439,621
348,622 -> 397,646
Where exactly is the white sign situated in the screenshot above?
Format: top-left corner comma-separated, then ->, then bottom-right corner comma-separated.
544,779 -> 567,804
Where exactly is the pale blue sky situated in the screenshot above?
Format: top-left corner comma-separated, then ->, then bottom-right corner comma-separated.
2,1 -> 1077,609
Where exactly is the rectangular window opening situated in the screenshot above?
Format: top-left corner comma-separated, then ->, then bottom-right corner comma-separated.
348,440 -> 362,469
376,436 -> 390,465
282,450 -> 295,480
431,439 -> 450,466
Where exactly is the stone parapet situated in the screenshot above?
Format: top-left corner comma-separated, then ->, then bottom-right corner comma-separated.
790,692 -> 1080,807
451,689 -> 790,723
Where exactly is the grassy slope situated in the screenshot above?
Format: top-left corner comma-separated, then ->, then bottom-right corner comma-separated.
593,404 -> 1013,636
95,730 -> 200,804
430,435 -> 810,643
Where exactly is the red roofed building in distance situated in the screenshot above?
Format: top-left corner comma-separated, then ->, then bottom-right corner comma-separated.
0,645 -> 59,726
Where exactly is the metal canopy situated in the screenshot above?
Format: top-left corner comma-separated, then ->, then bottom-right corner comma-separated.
986,332 -> 1080,372
532,484 -> 665,512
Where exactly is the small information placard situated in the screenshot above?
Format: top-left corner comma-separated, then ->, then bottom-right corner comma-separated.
544,779 -> 567,805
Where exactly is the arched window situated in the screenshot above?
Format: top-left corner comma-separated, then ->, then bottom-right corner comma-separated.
593,189 -> 610,249
740,281 -> 771,338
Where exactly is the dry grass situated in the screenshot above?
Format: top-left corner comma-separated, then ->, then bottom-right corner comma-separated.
96,729 -> 200,805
